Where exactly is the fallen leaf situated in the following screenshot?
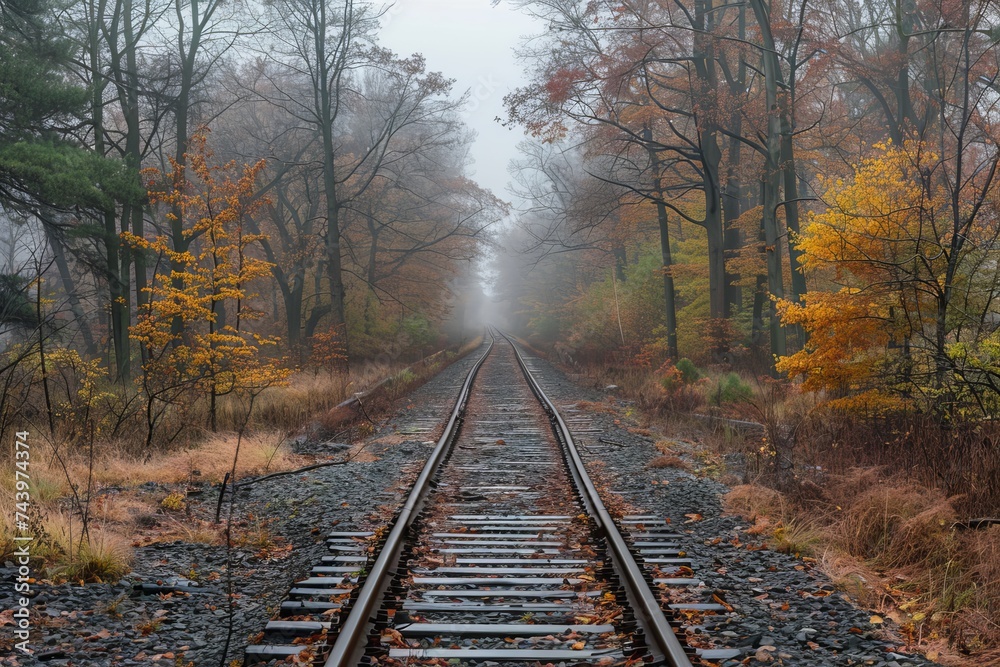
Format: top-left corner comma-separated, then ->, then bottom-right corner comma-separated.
870,615 -> 884,624
381,628 -> 407,648
571,641 -> 586,650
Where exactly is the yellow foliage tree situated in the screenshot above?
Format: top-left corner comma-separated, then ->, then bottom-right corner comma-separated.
126,131 -> 290,436
776,141 -> 953,413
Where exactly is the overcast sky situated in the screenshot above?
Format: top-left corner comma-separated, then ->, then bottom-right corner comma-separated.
379,0 -> 540,202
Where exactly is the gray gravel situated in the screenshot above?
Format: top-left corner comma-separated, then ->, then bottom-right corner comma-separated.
0,340 -> 942,667
517,346 -> 941,667
0,343 -> 489,667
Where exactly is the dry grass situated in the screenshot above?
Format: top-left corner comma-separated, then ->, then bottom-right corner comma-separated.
150,430 -> 297,484
817,551 -> 886,608
0,494 -> 138,582
772,518 -> 823,557
647,455 -> 690,470
65,430 -> 296,488
0,427 -> 303,581
214,362 -> 400,431
725,474 -> 1000,660
724,484 -> 788,522
33,512 -> 132,582
318,342 -> 478,435
0,430 -> 297,497
724,485 -> 821,556
833,484 -> 953,563
153,518 -> 223,545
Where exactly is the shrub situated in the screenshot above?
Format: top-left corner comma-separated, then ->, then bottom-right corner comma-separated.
676,358 -> 701,383
658,363 -> 684,393
394,368 -> 417,385
160,493 -> 187,512
710,372 -> 752,405
61,530 -> 132,583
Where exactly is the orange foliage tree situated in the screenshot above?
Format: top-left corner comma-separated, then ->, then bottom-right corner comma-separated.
126,131 -> 290,436
776,141 -> 1000,416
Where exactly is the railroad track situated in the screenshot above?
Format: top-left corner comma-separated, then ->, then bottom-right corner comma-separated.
245,330 -> 715,666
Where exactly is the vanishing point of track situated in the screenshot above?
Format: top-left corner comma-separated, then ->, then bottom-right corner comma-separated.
244,330 -> 701,667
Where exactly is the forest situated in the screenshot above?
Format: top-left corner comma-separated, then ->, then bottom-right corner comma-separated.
492,0 -> 1000,504
2,0 -> 1000,662
486,0 -> 1000,656
0,0 -> 504,444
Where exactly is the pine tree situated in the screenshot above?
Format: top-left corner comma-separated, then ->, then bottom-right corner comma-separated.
0,0 -> 120,211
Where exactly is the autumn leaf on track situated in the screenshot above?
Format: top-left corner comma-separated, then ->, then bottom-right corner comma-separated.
711,594 -> 734,612
381,628 -> 409,647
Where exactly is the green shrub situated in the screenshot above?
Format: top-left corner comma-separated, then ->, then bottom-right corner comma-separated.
710,372 -> 752,405
676,358 -> 701,383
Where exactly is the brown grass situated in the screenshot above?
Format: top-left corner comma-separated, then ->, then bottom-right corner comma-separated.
0,344 -> 475,583
529,344 -> 1000,662
152,519 -> 224,545
725,474 -> 1000,659
318,341 -> 479,435
833,484 -> 953,562
724,484 -> 788,522
214,362 -> 404,431
0,428 -> 303,579
647,455 -> 690,470
31,512 -> 133,582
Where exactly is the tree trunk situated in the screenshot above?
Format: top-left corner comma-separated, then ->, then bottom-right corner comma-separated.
643,127 -> 678,360
693,0 -> 727,322
656,202 -> 678,361
87,0 -> 130,378
43,222 -> 96,356
723,4 -> 747,317
168,0 -> 204,340
750,0 -> 787,368
315,0 -> 349,363
122,0 -> 146,364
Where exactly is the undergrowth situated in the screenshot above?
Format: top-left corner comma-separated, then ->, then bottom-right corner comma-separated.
536,342 -> 1000,665
725,477 -> 1000,665
0,341 -> 477,582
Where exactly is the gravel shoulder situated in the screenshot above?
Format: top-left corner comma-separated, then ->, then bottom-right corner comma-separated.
2,339 -> 944,667
0,341 -> 489,667
516,345 -> 941,667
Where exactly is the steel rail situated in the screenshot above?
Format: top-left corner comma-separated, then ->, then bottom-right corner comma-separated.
323,331 -> 497,667
499,328 -> 694,667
